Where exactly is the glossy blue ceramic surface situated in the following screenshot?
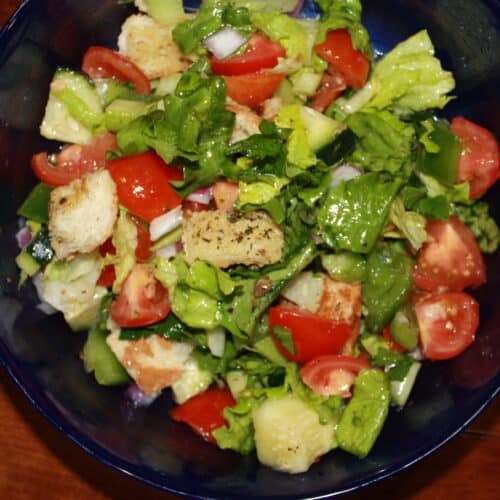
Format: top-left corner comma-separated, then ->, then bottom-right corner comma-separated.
0,1 -> 499,498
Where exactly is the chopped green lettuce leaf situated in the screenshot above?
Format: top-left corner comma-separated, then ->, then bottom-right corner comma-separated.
346,110 -> 415,174
363,241 -> 414,333
389,196 -> 428,251
275,105 -> 317,169
335,30 -> 455,118
318,172 -> 403,253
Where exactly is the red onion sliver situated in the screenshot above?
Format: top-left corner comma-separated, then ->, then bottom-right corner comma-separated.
288,0 -> 304,17
16,226 -> 32,249
149,205 -> 184,242
330,164 -> 362,188
203,27 -> 247,60
125,383 -> 159,408
186,186 -> 213,205
155,243 -> 179,260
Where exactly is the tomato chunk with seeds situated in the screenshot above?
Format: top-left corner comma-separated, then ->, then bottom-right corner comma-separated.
414,216 -> 485,292
300,355 -> 371,397
415,291 -> 478,360
451,117 -> 500,199
110,263 -> 170,327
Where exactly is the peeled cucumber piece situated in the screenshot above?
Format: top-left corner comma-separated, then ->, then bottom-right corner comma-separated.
252,395 -> 335,473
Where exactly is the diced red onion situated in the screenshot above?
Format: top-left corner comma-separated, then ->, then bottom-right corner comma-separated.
175,240 -> 183,252
330,164 -> 362,188
125,383 -> 159,408
16,225 -> 32,249
154,243 -> 179,260
203,27 -> 247,60
149,205 -> 184,242
186,186 -> 213,205
288,0 -> 304,17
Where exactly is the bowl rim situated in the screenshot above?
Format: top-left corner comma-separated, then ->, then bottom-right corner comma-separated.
0,1 -> 499,498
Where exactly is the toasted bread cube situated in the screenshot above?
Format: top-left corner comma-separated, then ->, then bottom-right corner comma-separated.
106,330 -> 194,396
48,169 -> 118,260
182,210 -> 284,269
118,14 -> 189,80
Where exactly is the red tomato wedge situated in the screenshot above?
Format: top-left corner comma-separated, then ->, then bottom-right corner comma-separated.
314,29 -> 370,89
414,291 -> 479,360
269,305 -> 351,364
224,72 -> 285,108
310,72 -> 347,112
414,216 -> 486,292
210,34 -> 286,76
451,116 -> 500,199
109,263 -> 170,327
300,355 -> 371,397
82,46 -> 151,95
32,131 -> 117,186
107,151 -> 183,222
170,388 -> 236,444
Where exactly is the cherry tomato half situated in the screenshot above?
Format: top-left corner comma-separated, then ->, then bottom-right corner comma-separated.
413,216 -> 486,292
300,354 -> 371,397
109,263 -> 170,327
414,291 -> 479,360
32,131 -> 117,186
82,46 -> 151,95
451,116 -> 500,199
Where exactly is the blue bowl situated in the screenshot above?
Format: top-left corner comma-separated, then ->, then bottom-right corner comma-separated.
0,1 -> 499,498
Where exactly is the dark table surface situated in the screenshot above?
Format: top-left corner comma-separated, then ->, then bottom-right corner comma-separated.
0,1 -> 498,498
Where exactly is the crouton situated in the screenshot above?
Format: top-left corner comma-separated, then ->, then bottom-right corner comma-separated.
182,210 -> 284,269
106,330 -> 194,396
317,277 -> 362,354
48,169 -> 118,260
118,14 -> 189,80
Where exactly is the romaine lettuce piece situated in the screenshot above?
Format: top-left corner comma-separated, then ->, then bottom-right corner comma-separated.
335,30 -> 455,118
336,369 -> 390,458
318,172 -> 403,253
346,109 -> 415,174
363,241 -> 414,333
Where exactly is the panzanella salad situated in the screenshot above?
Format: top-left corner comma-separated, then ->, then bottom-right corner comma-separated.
16,0 -> 500,473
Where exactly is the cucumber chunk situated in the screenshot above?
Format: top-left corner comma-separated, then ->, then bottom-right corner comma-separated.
82,328 -> 130,386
